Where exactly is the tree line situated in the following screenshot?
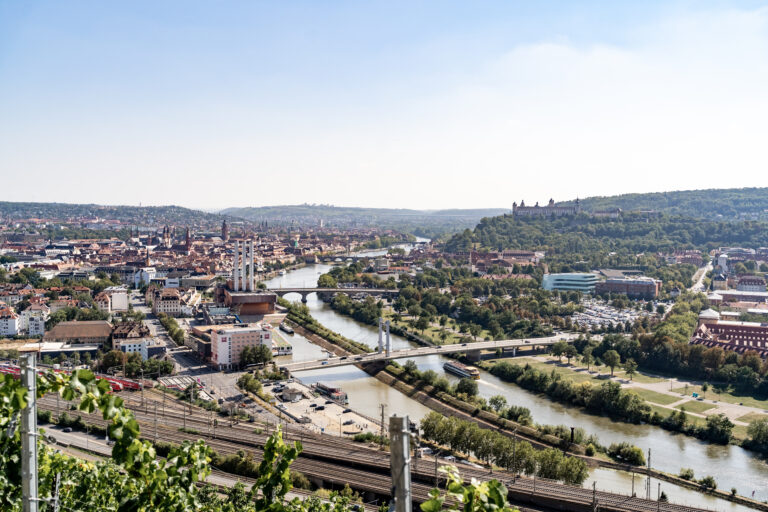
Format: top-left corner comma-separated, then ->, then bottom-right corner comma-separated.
420,412 -> 589,485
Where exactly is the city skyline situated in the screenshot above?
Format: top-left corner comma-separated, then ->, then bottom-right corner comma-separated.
3,1 -> 768,209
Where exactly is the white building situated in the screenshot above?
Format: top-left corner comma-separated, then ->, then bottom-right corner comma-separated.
0,306 -> 20,336
115,337 -> 164,360
211,323 -> 273,370
20,303 -> 50,336
134,267 -> 157,288
104,286 -> 129,311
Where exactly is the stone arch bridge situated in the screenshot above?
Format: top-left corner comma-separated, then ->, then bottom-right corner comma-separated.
268,287 -> 399,303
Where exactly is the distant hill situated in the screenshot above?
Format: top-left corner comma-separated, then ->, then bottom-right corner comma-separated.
0,202 -> 238,229
220,204 -> 511,238
560,187 -> 768,220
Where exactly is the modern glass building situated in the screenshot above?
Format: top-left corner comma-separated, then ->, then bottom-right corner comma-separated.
542,273 -> 599,293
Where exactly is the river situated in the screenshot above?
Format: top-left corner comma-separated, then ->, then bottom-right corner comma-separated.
265,262 -> 767,510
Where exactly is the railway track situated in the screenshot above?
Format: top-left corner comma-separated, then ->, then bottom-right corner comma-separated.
38,394 -> 716,512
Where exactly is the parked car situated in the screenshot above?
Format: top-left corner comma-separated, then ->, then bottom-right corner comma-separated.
343,408 -> 352,413
309,403 -> 318,408
62,427 -> 72,433
325,400 -> 334,404
343,419 -> 355,425
315,405 -> 325,411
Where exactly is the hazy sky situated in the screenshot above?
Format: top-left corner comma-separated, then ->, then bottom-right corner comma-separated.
2,1 -> 768,210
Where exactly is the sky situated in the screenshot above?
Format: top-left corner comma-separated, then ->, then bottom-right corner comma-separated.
2,1 -> 768,211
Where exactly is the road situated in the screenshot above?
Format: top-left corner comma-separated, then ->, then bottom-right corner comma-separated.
281,333 -> 580,372
689,262 -> 713,292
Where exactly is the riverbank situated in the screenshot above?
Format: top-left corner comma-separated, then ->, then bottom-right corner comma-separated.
285,317 -> 768,511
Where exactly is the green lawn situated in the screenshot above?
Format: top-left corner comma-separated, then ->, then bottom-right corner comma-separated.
737,412 -> 768,423
672,384 -> 768,410
509,357 -> 598,383
674,400 -> 715,414
630,388 -> 681,406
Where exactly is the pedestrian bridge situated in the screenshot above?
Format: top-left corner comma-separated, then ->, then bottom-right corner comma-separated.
268,287 -> 399,303
279,333 -> 577,372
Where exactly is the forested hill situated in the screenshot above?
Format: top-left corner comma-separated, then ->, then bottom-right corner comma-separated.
220,204 -> 510,237
560,187 -> 768,220
444,213 -> 768,258
0,202 -> 238,228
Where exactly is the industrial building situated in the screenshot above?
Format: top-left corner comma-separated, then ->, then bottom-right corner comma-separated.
215,240 -> 276,316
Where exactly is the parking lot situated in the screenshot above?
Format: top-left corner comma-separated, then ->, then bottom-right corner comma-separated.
267,380 -> 378,437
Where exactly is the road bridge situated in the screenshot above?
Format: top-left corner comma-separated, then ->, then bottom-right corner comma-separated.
280,333 -> 577,372
268,286 -> 398,303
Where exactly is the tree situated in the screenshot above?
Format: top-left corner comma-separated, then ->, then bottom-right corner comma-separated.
403,360 -> 419,375
624,359 -> 638,381
488,395 -> 507,413
551,340 -> 568,362
317,273 -> 338,288
100,350 -> 125,374
456,378 -> 478,397
415,316 -> 430,335
603,350 -> 621,376
747,418 -> 768,452
564,345 -> 578,365
581,348 -> 594,371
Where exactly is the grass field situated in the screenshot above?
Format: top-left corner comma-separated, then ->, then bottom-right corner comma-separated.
674,400 -> 716,414
630,388 -> 681,406
737,412 -> 768,423
672,384 -> 768,410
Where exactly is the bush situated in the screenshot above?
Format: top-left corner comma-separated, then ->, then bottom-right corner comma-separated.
291,470 -> 311,490
679,468 -> 694,480
698,475 -> 717,489
607,442 -> 646,466
585,444 -> 596,457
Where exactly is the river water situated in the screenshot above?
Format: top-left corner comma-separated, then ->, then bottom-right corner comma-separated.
265,263 -> 767,510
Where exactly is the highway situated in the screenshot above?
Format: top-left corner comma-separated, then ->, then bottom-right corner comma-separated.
281,333 -> 579,372
37,391 -> 715,512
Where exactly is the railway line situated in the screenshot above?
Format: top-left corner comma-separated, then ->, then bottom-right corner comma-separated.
37,393 -> 718,512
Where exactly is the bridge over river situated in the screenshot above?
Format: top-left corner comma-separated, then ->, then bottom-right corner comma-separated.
280,333 -> 578,372
268,287 -> 398,302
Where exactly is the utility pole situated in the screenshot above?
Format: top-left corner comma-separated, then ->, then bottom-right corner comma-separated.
389,416 -> 412,512
379,404 -> 387,451
512,428 -> 517,482
21,353 -> 39,512
647,448 -> 652,501
154,402 -> 158,441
